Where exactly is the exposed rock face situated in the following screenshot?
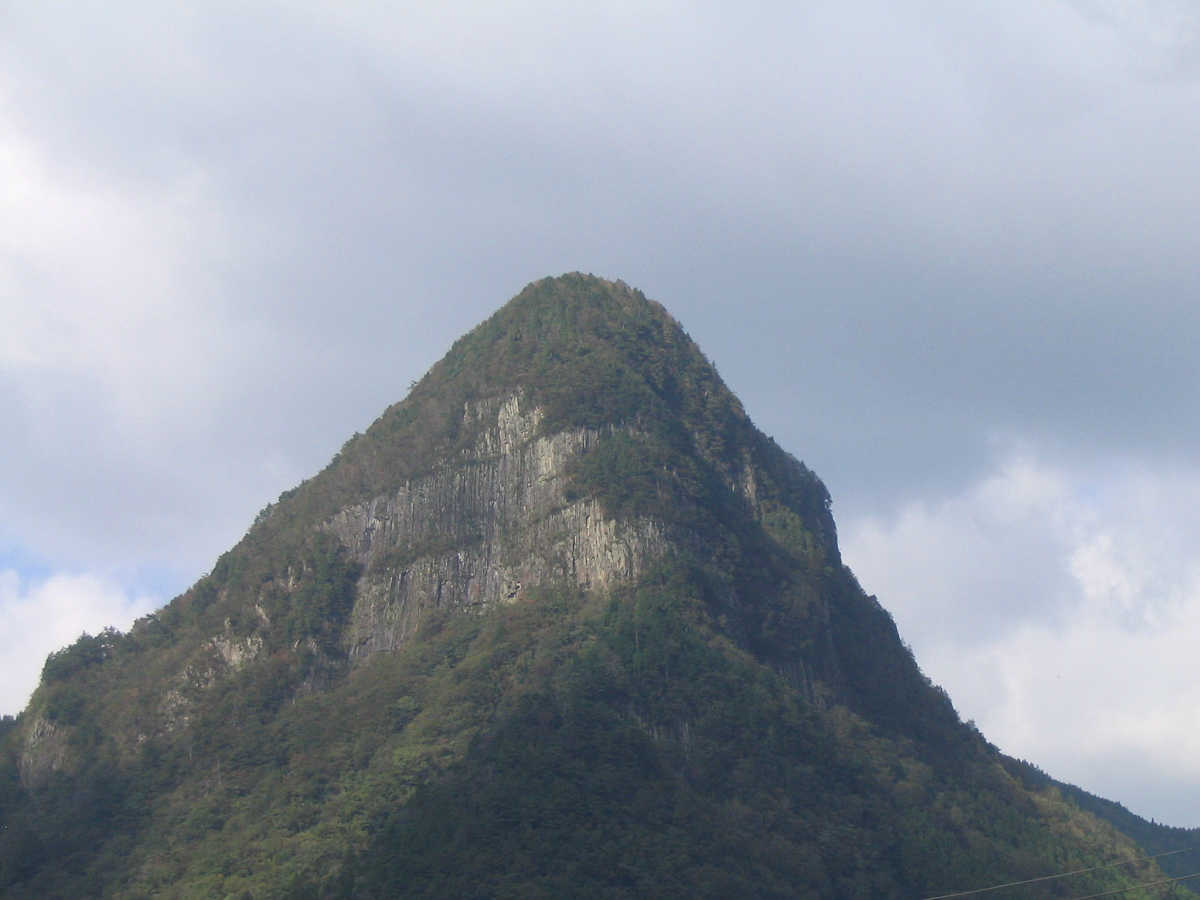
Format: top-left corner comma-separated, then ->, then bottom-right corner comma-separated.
326,392 -> 668,657
18,716 -> 68,789
210,631 -> 264,670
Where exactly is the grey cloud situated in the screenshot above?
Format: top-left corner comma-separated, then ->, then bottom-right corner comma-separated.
4,0 -> 1197,555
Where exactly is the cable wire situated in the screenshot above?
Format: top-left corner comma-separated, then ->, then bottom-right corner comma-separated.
1066,868 -> 1200,899
922,847 -> 1196,899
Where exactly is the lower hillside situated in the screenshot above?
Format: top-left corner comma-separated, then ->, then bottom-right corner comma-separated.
0,563 -> 1187,897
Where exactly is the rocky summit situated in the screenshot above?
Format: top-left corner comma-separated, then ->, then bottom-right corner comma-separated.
1,274 -> 1194,897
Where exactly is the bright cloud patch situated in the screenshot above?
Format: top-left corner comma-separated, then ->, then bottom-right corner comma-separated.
0,570 -> 158,716
841,450 -> 1200,825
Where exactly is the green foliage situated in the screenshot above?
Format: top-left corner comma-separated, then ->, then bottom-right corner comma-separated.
276,532 -> 362,648
1019,759 -> 1200,884
2,566 -> 1181,899
566,431 -> 722,530
41,628 -> 124,684
338,568 -> 1170,898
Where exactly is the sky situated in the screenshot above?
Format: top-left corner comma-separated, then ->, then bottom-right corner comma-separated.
3,0 -> 1200,825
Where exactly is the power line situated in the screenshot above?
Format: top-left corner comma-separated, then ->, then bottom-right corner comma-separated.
922,847 -> 1196,899
1067,868 -> 1200,899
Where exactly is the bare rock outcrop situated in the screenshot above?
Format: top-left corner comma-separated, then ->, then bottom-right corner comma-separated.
17,715 -> 68,789
325,392 -> 667,657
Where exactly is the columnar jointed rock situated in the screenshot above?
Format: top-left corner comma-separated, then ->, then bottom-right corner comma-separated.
325,392 -> 668,657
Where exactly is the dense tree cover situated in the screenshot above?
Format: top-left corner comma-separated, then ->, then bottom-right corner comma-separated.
0,274 -> 1193,897
1003,757 -> 1200,883
42,627 -> 126,684
1,569 -> 1183,897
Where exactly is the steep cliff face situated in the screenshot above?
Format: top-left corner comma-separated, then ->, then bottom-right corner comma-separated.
326,391 -> 668,657
16,716 -> 67,789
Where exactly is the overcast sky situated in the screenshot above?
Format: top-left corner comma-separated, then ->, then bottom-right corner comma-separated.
4,0 -> 1200,825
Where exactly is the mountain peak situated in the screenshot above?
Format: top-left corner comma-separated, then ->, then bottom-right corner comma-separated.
256,273 -> 839,662
1,275 -> 1186,898
259,273 -> 763,543
420,270 -> 735,430
496,271 -> 662,321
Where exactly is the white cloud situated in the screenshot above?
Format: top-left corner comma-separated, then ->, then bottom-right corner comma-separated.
0,90 -> 233,430
841,451 -> 1081,646
0,82 -> 316,576
841,448 -> 1200,825
0,569 -> 159,717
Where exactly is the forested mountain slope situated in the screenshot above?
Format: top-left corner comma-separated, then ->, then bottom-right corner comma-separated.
0,274 -> 1192,897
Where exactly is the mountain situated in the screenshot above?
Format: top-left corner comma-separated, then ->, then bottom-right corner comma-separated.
0,273 -> 1194,897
